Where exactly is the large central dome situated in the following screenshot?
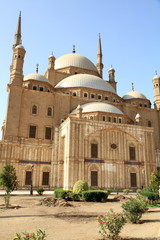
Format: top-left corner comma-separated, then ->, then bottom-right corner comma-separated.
55,53 -> 98,72
55,74 -> 116,94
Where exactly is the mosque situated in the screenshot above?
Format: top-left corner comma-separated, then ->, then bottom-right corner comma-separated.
0,13 -> 160,190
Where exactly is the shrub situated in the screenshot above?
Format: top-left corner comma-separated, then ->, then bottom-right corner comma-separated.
140,185 -> 159,204
105,188 -> 112,195
97,209 -> 126,240
13,229 -> 46,240
72,180 -> 88,194
69,192 -> 81,201
37,188 -> 45,196
123,189 -> 130,195
114,187 -> 120,195
150,172 -> 160,187
54,188 -> 71,200
136,189 -> 142,194
122,197 -> 147,223
82,190 -> 109,202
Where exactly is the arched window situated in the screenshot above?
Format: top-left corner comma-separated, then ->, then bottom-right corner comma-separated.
47,107 -> 52,116
32,105 -> 37,114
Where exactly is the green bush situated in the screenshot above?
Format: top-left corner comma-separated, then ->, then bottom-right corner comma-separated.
136,188 -> 142,194
73,180 -> 88,194
82,190 -> 109,202
123,189 -> 130,195
54,188 -> 71,200
37,188 -> 45,195
97,209 -> 126,240
122,197 -> 147,223
140,185 -> 159,204
104,188 -> 112,194
69,192 -> 81,201
13,229 -> 46,240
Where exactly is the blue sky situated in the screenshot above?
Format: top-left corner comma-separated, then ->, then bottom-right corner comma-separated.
1,0 -> 160,138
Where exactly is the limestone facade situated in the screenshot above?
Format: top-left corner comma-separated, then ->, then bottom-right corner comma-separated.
0,14 -> 159,190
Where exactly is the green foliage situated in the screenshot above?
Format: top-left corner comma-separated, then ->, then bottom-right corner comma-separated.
122,197 -> 147,223
97,209 -> 126,240
104,188 -> 112,195
13,229 -> 46,240
72,180 -> 88,194
150,172 -> 160,187
123,189 -> 130,195
69,192 -> 81,201
136,189 -> 142,194
37,188 -> 45,195
82,190 -> 109,202
114,187 -> 120,195
54,188 -> 71,200
0,164 -> 18,194
140,185 -> 159,204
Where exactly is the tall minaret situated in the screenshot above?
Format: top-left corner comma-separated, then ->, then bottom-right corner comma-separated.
5,13 -> 26,138
96,34 -> 103,78
152,72 -> 160,110
10,12 -> 26,86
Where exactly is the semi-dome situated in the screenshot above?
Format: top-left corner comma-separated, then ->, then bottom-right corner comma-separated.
55,74 -> 116,94
15,44 -> 25,50
153,74 -> 160,80
24,73 -> 50,83
55,53 -> 98,72
123,90 -> 147,100
71,102 -> 123,115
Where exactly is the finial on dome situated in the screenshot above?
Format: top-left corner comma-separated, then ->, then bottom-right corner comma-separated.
36,64 -> 39,73
155,70 -> 158,75
132,83 -> 134,91
72,45 -> 76,53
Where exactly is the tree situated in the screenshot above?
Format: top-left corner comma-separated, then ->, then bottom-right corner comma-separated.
150,172 -> 160,187
0,165 -> 18,207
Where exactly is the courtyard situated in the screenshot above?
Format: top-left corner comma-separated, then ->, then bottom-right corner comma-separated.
0,192 -> 160,240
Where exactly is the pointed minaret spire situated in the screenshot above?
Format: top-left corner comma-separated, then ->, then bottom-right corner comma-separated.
72,45 -> 76,53
14,11 -> 22,47
97,33 -> 102,55
96,33 -> 103,78
36,64 -> 39,73
132,83 -> 134,91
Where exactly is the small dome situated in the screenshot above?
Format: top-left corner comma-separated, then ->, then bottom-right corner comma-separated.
24,73 -> 50,83
153,74 -> 160,80
55,74 -> 116,94
71,102 -> 123,115
15,44 -> 25,50
123,90 -> 147,100
48,54 -> 55,59
55,53 -> 98,72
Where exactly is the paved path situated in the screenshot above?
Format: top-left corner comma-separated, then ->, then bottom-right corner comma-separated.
0,190 -> 53,195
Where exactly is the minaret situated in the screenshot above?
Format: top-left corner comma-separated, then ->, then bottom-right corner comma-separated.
48,53 -> 55,70
10,12 -> 26,86
96,34 -> 103,78
13,11 -> 22,48
108,66 -> 117,92
152,72 -> 160,110
4,13 -> 26,138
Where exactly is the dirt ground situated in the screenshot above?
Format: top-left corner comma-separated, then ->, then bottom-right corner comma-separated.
0,194 -> 160,240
